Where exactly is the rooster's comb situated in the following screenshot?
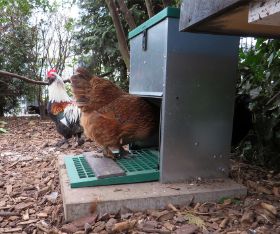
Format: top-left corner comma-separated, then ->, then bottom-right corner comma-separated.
47,69 -> 57,78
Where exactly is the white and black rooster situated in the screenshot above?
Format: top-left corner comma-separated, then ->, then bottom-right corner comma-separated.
47,69 -> 84,146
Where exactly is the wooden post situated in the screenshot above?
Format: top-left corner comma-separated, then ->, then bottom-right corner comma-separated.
249,0 -> 280,26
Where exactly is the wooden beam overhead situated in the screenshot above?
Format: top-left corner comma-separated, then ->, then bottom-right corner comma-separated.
179,0 -> 280,38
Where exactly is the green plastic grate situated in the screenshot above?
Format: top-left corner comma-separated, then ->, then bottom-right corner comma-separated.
64,149 -> 159,188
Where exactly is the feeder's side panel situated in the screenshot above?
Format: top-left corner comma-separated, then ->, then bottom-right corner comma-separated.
160,18 -> 239,183
129,19 -> 168,97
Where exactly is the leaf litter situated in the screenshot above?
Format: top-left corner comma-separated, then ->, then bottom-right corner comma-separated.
0,117 -> 279,234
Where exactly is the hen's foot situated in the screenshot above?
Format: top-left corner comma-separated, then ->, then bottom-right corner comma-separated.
55,139 -> 69,147
119,147 -> 130,158
77,138 -> 85,146
102,148 -> 115,160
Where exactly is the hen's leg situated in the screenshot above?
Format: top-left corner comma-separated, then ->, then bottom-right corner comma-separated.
55,138 -> 69,147
119,146 -> 130,158
77,133 -> 84,146
102,147 -> 115,160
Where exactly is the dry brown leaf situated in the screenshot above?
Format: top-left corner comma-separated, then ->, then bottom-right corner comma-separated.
18,219 -> 38,225
0,227 -> 22,233
241,210 -> 255,224
6,185 -> 12,195
14,202 -> 33,211
111,220 -> 136,233
272,187 -> 280,197
257,186 -> 272,194
0,201 -> 6,207
37,212 -> 48,218
260,202 -> 277,215
61,223 -> 79,233
164,222 -> 176,231
175,224 -> 199,234
22,209 -> 29,221
158,211 -> 175,222
247,180 -> 272,194
167,203 -> 178,212
219,217 -> 229,228
73,215 -> 98,229
193,203 -> 200,211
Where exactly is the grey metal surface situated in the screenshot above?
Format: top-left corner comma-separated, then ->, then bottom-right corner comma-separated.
160,18 -> 239,183
85,154 -> 125,179
129,19 -> 168,97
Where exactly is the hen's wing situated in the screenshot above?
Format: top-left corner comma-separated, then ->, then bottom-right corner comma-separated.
85,111 -> 137,147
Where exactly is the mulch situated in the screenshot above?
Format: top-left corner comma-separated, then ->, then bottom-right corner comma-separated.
0,117 -> 279,234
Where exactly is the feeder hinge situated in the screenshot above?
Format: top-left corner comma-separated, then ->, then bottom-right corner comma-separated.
142,29 -> 148,51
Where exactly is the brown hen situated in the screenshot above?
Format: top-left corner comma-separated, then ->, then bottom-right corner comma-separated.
70,67 -> 158,158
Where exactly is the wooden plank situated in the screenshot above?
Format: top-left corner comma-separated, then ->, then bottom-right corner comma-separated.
179,0 -> 280,38
179,0 -> 244,31
249,0 -> 280,26
84,153 -> 125,179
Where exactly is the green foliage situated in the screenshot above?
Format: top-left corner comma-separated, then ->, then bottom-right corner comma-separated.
237,39 -> 280,170
0,2 -> 38,115
75,0 -> 127,89
184,212 -> 206,231
65,17 -> 75,32
0,128 -> 7,133
74,0 -> 178,90
0,0 -> 73,116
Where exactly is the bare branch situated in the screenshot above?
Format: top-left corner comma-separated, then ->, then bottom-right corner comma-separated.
105,0 -> 130,69
145,0 -> 154,18
0,70 -> 48,85
117,0 -> 136,30
162,0 -> 173,7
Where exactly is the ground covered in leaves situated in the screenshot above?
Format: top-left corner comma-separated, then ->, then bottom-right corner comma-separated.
0,117 -> 279,234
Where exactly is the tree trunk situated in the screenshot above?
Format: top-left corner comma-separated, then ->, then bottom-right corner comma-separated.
145,0 -> 154,18
105,0 -> 130,70
117,0 -> 136,30
37,86 -> 46,119
162,0 -> 173,7
0,106 -> 4,117
120,62 -> 128,91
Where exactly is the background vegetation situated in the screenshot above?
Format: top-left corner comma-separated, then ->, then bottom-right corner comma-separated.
238,39 -> 280,170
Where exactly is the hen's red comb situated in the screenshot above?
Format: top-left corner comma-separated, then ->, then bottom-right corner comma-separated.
47,69 -> 57,78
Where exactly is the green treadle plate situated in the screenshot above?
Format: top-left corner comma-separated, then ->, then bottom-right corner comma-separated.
64,149 -> 160,188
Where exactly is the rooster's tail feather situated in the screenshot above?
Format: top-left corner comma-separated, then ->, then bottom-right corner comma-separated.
64,104 -> 81,124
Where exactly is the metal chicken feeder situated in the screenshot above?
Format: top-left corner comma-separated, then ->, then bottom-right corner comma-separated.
129,7 -> 240,183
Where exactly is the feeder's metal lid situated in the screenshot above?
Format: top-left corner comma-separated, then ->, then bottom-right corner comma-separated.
128,7 -> 180,40
179,0 -> 280,38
